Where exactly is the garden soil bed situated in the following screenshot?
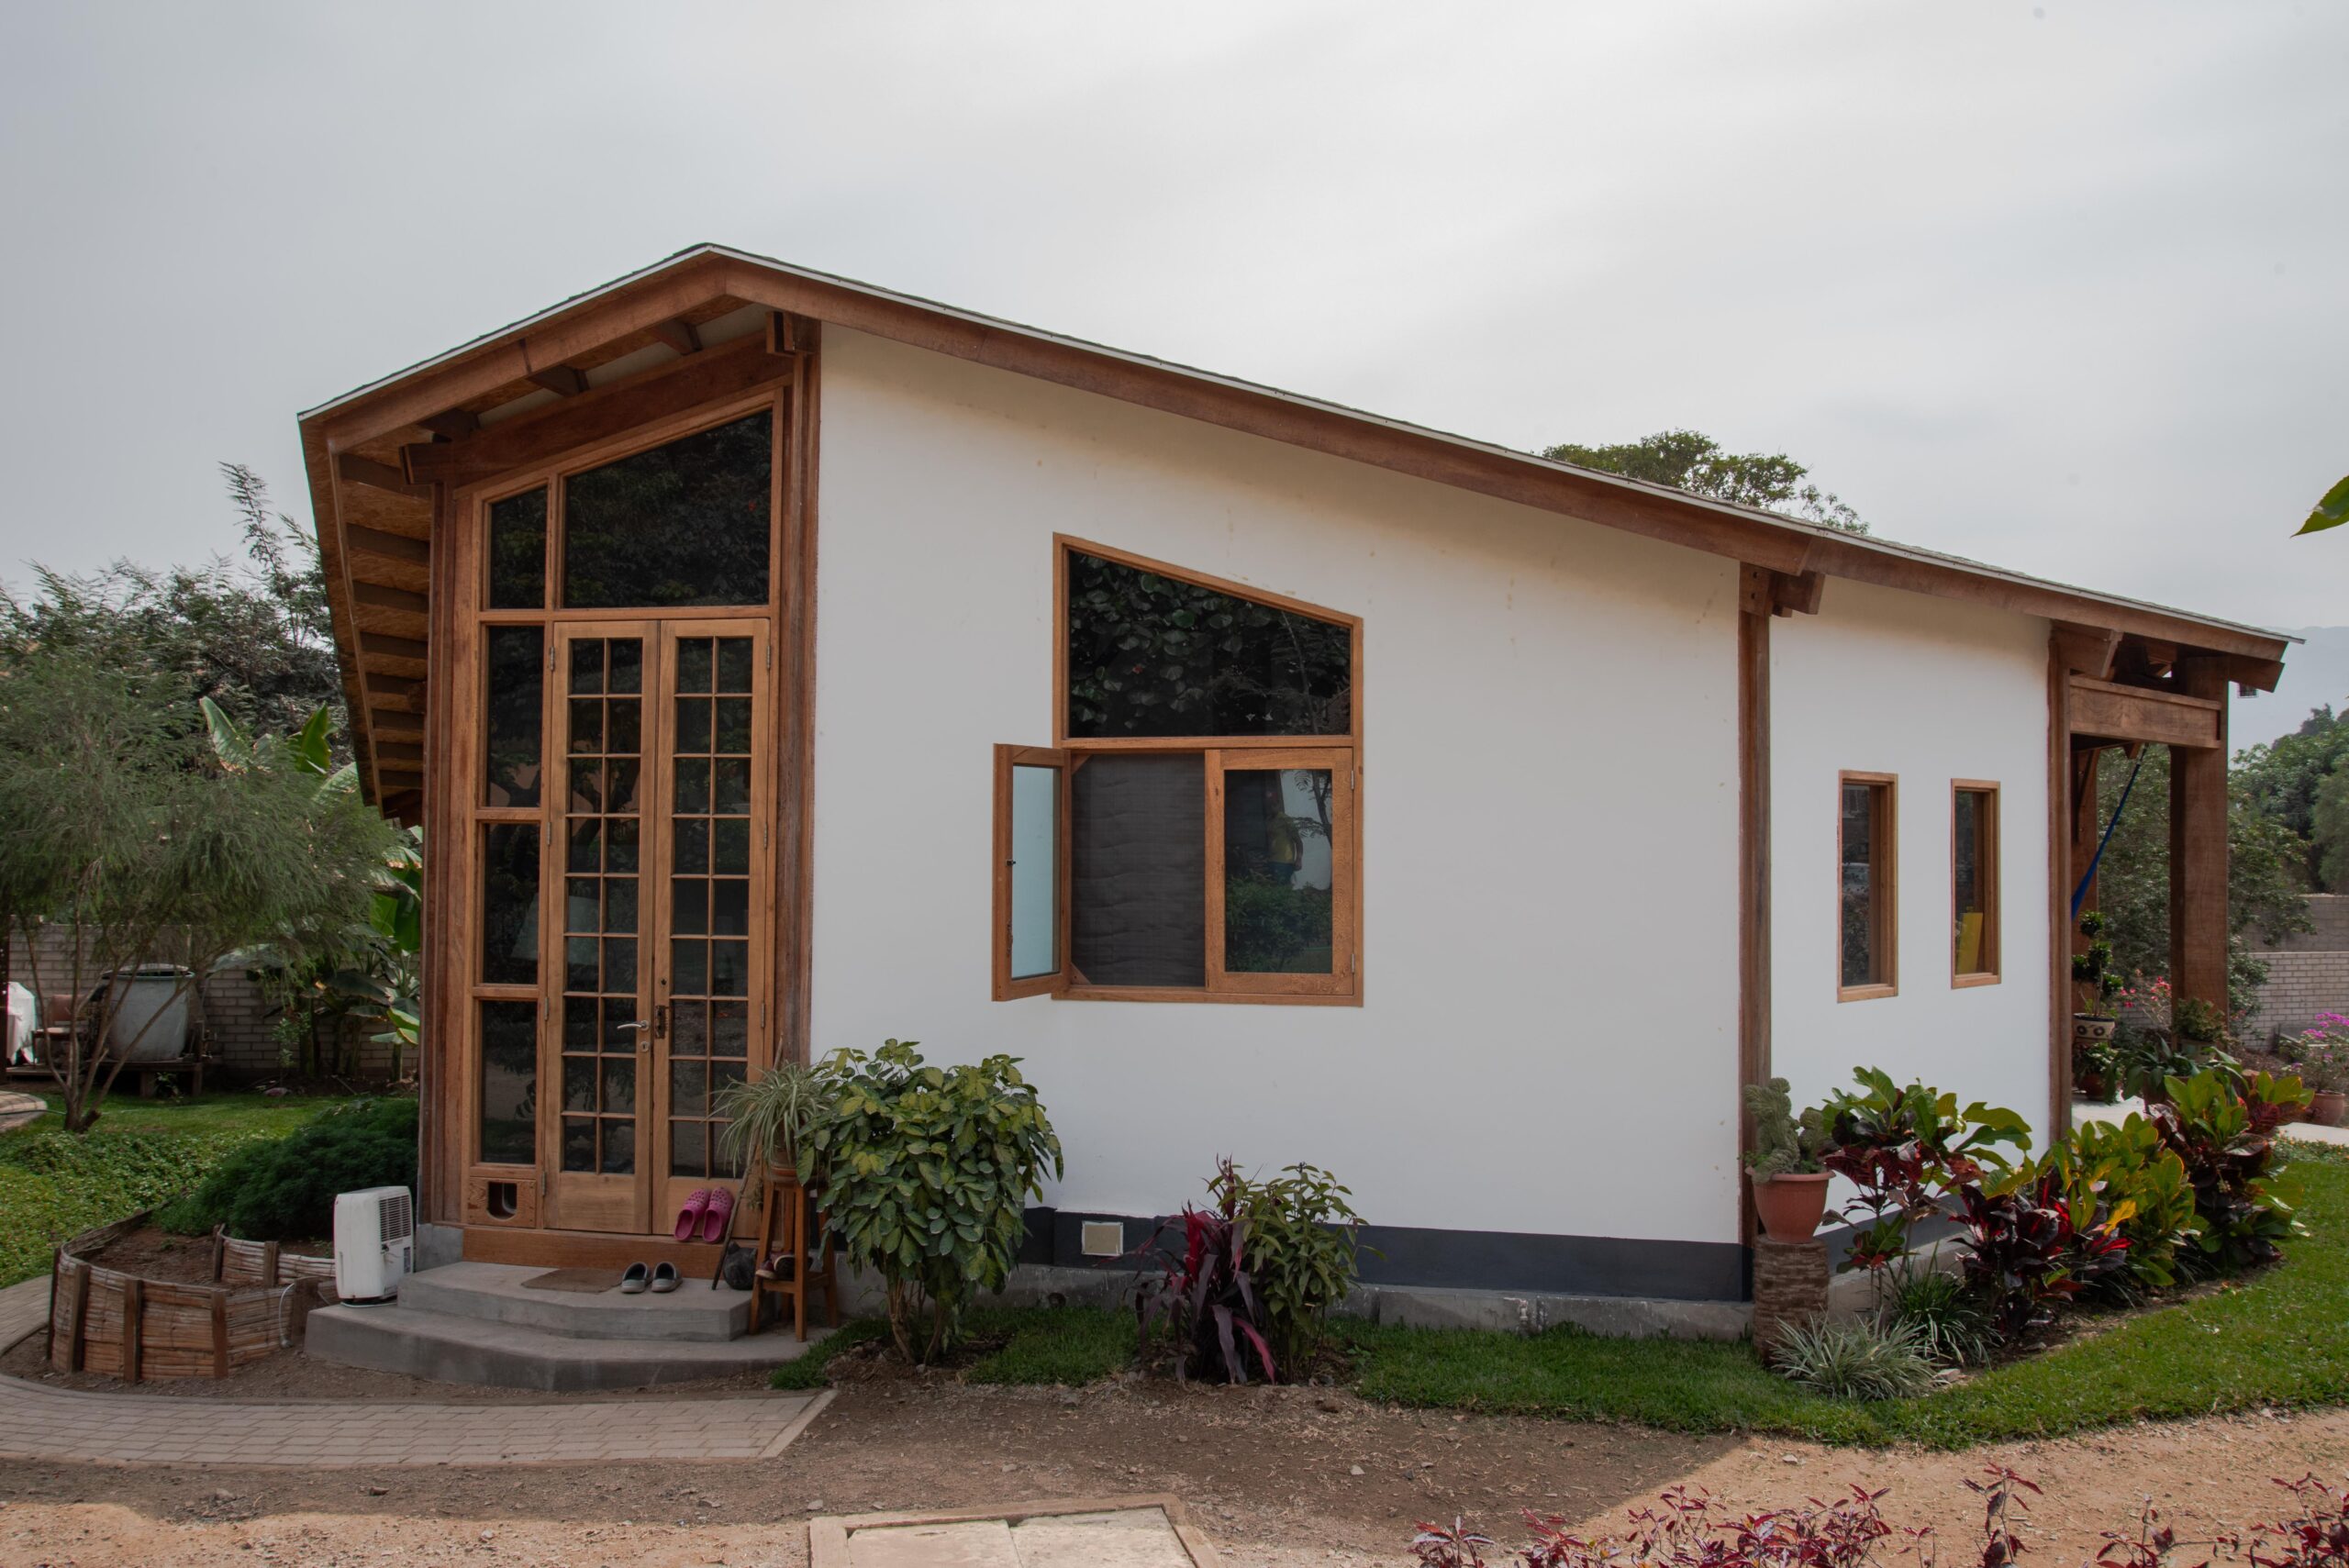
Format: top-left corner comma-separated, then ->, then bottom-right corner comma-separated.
2,1380 -> 2346,1565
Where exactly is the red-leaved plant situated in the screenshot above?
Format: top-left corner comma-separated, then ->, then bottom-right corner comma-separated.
1135,1159 -> 1279,1384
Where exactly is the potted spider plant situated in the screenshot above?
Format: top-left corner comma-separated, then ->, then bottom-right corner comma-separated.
1742,1077 -> 1832,1240
714,1059 -> 834,1201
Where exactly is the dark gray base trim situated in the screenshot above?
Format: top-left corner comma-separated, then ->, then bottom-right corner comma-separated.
1022,1207 -> 1746,1303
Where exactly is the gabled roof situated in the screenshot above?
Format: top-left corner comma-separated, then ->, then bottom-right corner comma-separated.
299,243 -> 2293,809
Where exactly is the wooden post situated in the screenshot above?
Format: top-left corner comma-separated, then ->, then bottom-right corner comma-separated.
1736,567 -> 1774,1250
120,1276 -> 144,1385
210,1292 -> 229,1377
262,1240 -> 281,1289
2047,642 -> 2074,1140
56,1256 -> 90,1374
2168,657 -> 2229,1018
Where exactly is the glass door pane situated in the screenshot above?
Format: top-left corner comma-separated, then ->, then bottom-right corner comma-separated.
663,631 -> 761,1181
546,628 -> 656,1233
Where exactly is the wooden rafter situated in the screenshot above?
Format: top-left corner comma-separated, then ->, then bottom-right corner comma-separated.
417,409 -> 479,440
336,453 -> 429,498
527,365 -> 585,397
347,525 -> 430,566
650,318 -> 701,356
352,581 -> 430,615
360,631 -> 429,662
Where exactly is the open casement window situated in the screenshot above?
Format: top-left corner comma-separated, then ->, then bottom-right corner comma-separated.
991,536 -> 1364,1005
1837,772 -> 1898,1001
992,746 -> 1071,1000
1952,781 -> 2000,987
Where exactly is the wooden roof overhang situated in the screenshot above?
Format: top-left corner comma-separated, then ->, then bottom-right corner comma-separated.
299,244 -> 2295,813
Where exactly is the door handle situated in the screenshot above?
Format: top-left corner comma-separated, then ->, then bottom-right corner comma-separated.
619,1019 -> 653,1053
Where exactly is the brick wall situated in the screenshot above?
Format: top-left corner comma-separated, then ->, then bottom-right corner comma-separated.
2243,895 -> 2349,1046
6,925 -> 405,1085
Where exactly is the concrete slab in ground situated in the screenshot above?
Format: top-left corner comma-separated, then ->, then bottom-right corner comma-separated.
812,1496 -> 1219,1568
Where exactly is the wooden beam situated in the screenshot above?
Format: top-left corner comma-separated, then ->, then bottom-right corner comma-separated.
371,708 -> 425,734
365,674 -> 425,698
360,631 -> 429,662
2169,655 -> 2229,1018
347,525 -> 430,566
352,581 -> 430,615
768,310 -> 817,355
1737,567 -> 1773,1248
2066,675 -> 2222,750
336,453 -> 429,499
1768,568 -> 1824,617
527,364 -> 585,397
2048,638 -> 2073,1140
373,740 -> 424,762
650,318 -> 701,356
403,335 -> 788,489
2051,621 -> 2121,681
378,769 -> 424,790
2227,655 -> 2285,695
417,409 -> 479,440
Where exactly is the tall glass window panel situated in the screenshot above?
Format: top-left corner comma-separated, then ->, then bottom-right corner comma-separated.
1839,779 -> 1895,992
480,824 -> 540,986
1954,787 -> 1998,978
667,634 -> 753,1177
557,637 -> 643,1175
1221,767 -> 1336,974
483,626 -> 543,807
1070,754 -> 1205,987
1064,550 -> 1352,739
487,487 -> 547,609
477,1001 -> 538,1165
562,413 -> 773,609
1008,764 -> 1059,981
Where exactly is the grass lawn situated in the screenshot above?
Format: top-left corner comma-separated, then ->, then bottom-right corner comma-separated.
0,1088 -> 362,1286
772,1143 -> 2349,1451
1348,1143 -> 2349,1448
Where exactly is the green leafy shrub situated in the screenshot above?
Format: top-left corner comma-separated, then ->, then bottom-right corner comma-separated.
1742,1077 -> 1830,1176
2044,1114 -> 2202,1291
1819,1068 -> 2030,1272
158,1096 -> 416,1241
0,1127 -> 264,1284
1771,1315 -> 1937,1401
2149,1069 -> 2302,1273
797,1040 -> 1062,1363
1884,1265 -> 1996,1368
1223,1159 -> 1364,1369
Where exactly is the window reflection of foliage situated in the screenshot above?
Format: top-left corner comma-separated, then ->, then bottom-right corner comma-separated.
1065,552 -> 1350,739
1225,874 -> 1334,973
562,414 -> 772,609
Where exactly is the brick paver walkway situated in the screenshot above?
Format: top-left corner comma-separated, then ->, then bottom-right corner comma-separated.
0,1278 -> 831,1467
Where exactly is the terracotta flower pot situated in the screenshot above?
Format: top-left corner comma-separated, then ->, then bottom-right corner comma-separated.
1751,1172 -> 1831,1240
2308,1090 -> 2347,1128
2072,1015 -> 2118,1048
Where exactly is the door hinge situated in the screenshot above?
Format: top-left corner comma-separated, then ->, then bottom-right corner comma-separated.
762,821 -> 770,850
539,1170 -> 549,1197
765,643 -> 773,670
547,648 -> 556,673
1351,951 -> 1360,973
760,1000 -> 767,1030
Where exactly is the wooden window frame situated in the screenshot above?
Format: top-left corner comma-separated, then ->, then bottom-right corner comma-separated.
1951,779 -> 2001,988
451,381 -> 797,1203
989,537 -> 1364,1006
1837,771 -> 1898,1002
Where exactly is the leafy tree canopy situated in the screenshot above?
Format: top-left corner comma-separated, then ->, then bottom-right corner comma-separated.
1542,428 -> 1870,535
0,464 -> 341,749
2233,704 -> 2349,891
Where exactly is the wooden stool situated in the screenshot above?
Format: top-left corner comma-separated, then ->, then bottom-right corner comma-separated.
751,1168 -> 839,1341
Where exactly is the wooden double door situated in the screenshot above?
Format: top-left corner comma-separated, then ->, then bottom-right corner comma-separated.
541,618 -> 773,1234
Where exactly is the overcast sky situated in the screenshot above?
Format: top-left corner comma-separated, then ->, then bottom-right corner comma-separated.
2,2 -> 2343,656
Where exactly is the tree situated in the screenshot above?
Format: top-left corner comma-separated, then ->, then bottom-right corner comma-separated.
0,651 -> 395,1131
2315,765 -> 2349,893
0,464 -> 343,749
2233,705 -> 2349,889
2086,746 -> 2311,1022
1542,428 -> 1871,534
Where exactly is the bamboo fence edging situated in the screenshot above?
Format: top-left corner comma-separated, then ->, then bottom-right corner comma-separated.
46,1212 -> 336,1382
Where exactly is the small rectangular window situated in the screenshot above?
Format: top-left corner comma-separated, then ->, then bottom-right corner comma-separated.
486,486 -> 548,609
477,1000 -> 538,1165
1072,753 -> 1208,988
1208,750 -> 1354,995
1839,773 -> 1898,999
482,625 -> 543,806
1953,782 -> 2000,985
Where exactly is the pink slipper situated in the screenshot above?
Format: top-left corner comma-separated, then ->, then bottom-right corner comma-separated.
674,1188 -> 712,1242
699,1187 -> 736,1243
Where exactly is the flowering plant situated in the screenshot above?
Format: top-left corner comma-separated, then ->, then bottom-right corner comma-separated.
2286,1015 -> 2349,1095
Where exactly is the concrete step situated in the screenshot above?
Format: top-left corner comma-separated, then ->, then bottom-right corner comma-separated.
395,1262 -> 751,1342
304,1301 -> 822,1392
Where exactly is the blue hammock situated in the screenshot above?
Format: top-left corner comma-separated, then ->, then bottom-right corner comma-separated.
2071,749 -> 2147,920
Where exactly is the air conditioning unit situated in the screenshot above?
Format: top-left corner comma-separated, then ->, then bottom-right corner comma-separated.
333,1185 -> 415,1305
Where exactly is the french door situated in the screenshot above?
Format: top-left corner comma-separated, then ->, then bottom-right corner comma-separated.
541,619 -> 772,1233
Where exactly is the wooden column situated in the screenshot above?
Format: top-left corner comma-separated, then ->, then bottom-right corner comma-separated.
2168,656 -> 2230,1015
2068,746 -> 2102,944
1737,567 -> 1773,1246
2047,640 -> 2073,1139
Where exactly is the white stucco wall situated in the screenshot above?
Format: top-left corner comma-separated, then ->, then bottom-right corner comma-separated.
807,328 -> 1745,1248
1768,579 -> 2054,1145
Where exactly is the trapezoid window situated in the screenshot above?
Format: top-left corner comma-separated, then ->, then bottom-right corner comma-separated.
561,412 -> 773,609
